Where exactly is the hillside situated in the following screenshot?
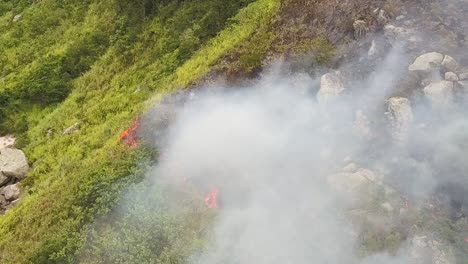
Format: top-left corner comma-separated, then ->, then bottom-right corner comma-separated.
0,0 -> 468,263
0,0 -> 279,262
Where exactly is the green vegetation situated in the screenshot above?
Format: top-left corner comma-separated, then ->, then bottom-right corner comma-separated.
0,0 -> 282,262
77,181 -> 215,263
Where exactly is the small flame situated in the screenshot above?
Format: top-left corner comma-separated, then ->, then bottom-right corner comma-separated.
120,118 -> 140,148
205,187 -> 219,209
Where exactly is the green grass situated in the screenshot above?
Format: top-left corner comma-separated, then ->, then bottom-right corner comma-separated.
0,0 -> 280,263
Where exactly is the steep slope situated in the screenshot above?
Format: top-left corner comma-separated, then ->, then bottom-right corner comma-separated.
0,0 -> 280,262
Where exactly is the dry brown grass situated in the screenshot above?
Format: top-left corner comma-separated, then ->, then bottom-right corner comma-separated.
279,0 -> 387,43
199,0 -> 411,82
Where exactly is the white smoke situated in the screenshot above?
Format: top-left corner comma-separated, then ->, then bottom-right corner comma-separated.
143,57 -> 466,263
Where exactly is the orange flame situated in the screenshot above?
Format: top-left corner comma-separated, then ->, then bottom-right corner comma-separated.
120,118 -> 140,148
204,187 -> 219,209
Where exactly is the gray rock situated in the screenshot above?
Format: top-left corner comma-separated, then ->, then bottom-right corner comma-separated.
12,14 -> 21,22
441,55 -> 459,73
0,148 -> 29,179
1,184 -> 20,201
444,72 -> 458,81
396,15 -> 405,21
423,81 -> 454,108
317,71 -> 345,103
63,122 -> 80,135
387,97 -> 413,144
409,52 -> 444,73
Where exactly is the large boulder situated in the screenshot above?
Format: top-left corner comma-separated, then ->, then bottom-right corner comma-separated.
409,52 -> 444,73
0,184 -> 20,201
423,80 -> 454,108
0,148 -> 29,179
317,71 -> 345,103
387,97 -> 413,144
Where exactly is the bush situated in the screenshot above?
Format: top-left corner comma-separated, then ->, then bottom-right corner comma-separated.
19,55 -> 71,104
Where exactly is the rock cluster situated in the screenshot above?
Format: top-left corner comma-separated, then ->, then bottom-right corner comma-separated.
409,52 -> 467,110
317,47 -> 468,263
318,50 -> 468,147
0,137 -> 29,213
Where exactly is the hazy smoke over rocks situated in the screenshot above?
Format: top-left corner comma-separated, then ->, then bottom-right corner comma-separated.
137,44 -> 468,263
